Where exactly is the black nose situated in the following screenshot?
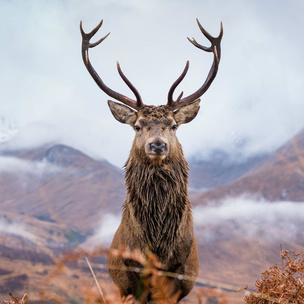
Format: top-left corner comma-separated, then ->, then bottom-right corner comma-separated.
150,142 -> 167,154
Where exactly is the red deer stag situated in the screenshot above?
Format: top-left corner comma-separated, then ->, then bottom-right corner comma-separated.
80,19 -> 223,302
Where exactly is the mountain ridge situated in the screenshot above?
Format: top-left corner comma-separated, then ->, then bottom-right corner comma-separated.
0,144 -> 126,234
191,129 -> 304,205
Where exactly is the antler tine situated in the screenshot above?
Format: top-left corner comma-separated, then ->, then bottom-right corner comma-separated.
197,19 -> 223,43
167,61 -> 189,108
80,20 -> 104,39
80,20 -> 144,110
189,19 -> 223,57
187,37 -> 211,53
167,20 -> 223,110
117,62 -> 143,108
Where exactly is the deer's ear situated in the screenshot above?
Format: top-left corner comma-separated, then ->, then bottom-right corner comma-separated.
108,100 -> 137,125
173,99 -> 200,125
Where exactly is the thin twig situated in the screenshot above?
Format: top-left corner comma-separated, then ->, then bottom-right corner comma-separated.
85,256 -> 107,304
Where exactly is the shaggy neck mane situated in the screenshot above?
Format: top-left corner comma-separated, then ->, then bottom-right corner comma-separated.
124,153 -> 189,257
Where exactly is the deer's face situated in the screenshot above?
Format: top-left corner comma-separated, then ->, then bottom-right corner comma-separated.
133,106 -> 178,161
108,100 -> 200,163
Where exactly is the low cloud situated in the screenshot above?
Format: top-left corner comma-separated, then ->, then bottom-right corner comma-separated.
94,213 -> 122,246
0,218 -> 36,241
92,197 -> 304,247
0,155 -> 61,176
194,197 -> 304,244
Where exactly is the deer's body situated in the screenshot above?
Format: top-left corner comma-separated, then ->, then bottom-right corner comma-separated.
107,105 -> 199,300
80,19 -> 223,302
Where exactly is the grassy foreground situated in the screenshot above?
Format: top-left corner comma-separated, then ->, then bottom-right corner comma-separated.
0,247 -> 303,304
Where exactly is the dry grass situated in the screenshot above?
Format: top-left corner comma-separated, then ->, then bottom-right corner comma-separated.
196,288 -> 229,304
245,247 -> 304,304
1,245 -> 304,303
0,293 -> 28,304
44,247 -> 184,304
38,246 -> 228,304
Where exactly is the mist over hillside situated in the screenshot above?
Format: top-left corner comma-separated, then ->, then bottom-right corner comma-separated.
0,144 -> 125,234
192,129 -> 304,205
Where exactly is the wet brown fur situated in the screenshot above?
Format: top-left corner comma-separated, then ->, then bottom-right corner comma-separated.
107,104 -> 199,302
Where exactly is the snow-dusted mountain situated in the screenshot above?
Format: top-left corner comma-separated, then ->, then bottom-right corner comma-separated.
0,117 -> 19,144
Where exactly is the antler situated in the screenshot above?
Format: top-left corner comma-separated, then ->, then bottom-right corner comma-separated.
80,20 -> 144,110
167,19 -> 223,110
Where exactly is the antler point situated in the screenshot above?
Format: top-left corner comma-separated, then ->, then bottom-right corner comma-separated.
219,22 -> 224,38
80,21 -> 85,35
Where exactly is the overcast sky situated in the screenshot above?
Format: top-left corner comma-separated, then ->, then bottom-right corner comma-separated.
0,0 -> 304,167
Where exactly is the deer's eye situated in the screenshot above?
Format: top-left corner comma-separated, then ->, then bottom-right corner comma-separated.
134,125 -> 141,131
171,125 -> 178,131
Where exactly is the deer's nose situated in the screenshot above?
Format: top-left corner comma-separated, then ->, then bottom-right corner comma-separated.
150,141 -> 167,154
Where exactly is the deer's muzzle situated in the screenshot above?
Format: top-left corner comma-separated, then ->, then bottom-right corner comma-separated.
150,142 -> 167,154
146,138 -> 168,159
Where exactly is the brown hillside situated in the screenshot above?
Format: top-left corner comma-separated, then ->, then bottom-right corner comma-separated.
0,145 -> 125,234
192,129 -> 304,205
188,153 -> 268,192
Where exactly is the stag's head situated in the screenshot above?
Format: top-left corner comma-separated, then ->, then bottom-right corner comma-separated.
107,100 -> 200,163
80,19 -> 223,164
